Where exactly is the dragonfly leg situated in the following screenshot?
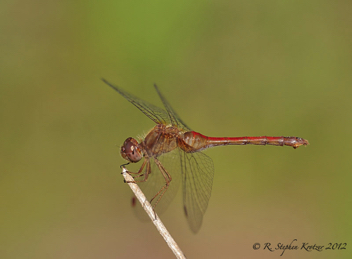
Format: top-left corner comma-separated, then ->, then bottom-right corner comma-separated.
123,159 -> 150,183
149,157 -> 172,219
120,162 -> 130,169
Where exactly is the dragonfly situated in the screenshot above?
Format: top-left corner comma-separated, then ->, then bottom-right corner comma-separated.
103,79 -> 309,233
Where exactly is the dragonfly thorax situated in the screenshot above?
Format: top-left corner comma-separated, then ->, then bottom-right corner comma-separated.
120,137 -> 143,163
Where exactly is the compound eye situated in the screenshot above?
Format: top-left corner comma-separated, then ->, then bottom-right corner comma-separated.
126,142 -> 135,154
120,138 -> 142,163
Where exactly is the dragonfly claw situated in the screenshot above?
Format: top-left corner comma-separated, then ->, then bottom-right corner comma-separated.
120,162 -> 130,169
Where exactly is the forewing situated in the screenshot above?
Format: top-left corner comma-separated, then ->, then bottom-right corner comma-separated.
154,84 -> 192,131
180,150 -> 214,233
103,79 -> 170,125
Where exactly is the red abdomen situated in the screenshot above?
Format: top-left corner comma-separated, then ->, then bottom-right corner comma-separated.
179,131 -> 309,152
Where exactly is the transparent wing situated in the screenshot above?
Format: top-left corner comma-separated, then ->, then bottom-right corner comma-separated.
179,150 -> 214,233
103,79 -> 170,125
154,84 -> 192,131
131,149 -> 182,221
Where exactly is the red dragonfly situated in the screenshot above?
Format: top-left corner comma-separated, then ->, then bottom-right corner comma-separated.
103,79 -> 309,233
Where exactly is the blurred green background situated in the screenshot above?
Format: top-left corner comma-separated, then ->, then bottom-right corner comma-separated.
1,1 -> 351,258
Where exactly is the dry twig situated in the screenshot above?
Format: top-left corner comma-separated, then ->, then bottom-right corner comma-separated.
121,166 -> 186,259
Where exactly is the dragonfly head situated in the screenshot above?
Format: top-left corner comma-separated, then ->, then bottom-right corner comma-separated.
120,137 -> 143,163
